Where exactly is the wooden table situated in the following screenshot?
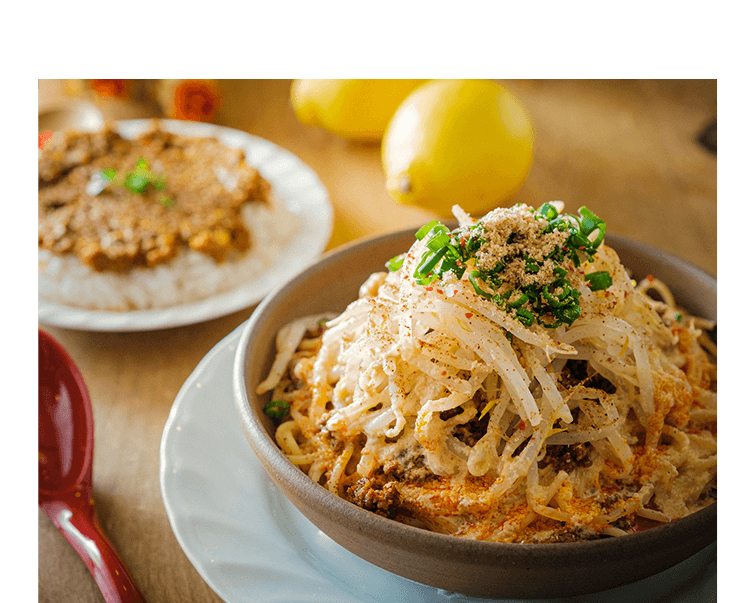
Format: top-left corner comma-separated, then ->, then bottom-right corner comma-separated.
38,79 -> 717,603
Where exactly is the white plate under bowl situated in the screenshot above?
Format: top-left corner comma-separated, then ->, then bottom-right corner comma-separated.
159,326 -> 716,603
38,119 -> 333,332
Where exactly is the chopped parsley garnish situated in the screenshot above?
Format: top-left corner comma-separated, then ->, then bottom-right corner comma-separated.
99,158 -> 171,201
390,203 -> 613,329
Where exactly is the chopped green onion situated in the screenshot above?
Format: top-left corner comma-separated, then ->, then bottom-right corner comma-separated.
101,167 -> 116,181
102,158 -> 169,198
415,275 -> 439,286
558,305 -> 582,325
585,271 -> 613,291
545,217 -> 570,233
579,207 -> 606,249
125,173 -> 150,194
426,232 -> 451,251
468,271 -> 493,299
405,204 -> 610,330
539,315 -> 563,329
537,202 -> 559,221
386,255 -> 404,272
524,256 -> 540,274
159,197 -> 175,208
264,400 -> 290,419
542,282 -> 572,307
415,221 -> 441,240
506,291 -> 529,308
415,248 -> 448,278
515,308 -> 535,326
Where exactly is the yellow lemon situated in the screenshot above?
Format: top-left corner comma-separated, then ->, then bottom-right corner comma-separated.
290,79 -> 425,142
382,79 -> 534,216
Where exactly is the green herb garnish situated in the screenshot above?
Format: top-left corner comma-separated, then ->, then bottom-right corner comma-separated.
584,270 -> 613,291
386,255 -> 405,272
410,204 -> 612,329
99,158 -> 171,201
264,400 -> 290,419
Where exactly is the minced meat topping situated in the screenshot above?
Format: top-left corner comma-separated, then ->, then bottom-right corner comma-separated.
38,122 -> 270,273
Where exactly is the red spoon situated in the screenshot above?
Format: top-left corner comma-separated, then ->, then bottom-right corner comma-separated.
39,330 -> 147,603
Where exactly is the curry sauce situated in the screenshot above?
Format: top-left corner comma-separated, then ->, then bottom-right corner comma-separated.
38,122 -> 270,273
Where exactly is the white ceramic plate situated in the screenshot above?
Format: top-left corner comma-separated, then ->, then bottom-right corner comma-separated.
159,326 -> 716,603
38,119 -> 333,331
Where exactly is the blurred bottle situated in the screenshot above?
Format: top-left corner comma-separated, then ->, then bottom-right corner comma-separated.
155,79 -> 223,122
62,79 -> 223,123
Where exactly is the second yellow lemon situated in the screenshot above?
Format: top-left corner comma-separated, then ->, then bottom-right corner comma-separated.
291,79 -> 425,142
382,79 -> 535,216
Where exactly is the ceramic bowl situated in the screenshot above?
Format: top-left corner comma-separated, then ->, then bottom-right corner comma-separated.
233,229 -> 717,599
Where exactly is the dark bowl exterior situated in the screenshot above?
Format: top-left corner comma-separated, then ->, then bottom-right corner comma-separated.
233,230 -> 716,599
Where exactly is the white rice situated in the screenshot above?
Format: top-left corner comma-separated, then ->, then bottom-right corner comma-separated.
38,197 -> 299,311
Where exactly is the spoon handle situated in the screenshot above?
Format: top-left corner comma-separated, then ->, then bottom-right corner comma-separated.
41,501 -> 147,603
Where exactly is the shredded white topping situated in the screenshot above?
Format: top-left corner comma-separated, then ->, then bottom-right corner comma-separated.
258,203 -> 717,543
